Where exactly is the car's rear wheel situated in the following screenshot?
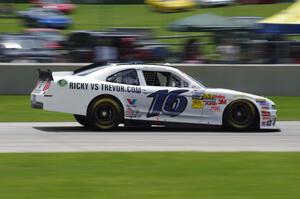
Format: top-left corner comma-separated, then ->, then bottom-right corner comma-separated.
224,100 -> 258,131
87,97 -> 123,130
74,114 -> 89,127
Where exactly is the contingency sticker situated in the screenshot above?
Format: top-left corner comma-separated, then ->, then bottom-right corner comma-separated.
58,79 -> 68,87
192,99 -> 204,109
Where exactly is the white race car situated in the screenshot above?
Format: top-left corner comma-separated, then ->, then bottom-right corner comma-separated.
31,63 -> 277,130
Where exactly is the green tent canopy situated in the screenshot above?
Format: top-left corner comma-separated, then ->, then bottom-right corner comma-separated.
168,13 -> 261,32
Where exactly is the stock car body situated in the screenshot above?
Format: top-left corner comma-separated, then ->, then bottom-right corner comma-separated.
31,63 -> 277,130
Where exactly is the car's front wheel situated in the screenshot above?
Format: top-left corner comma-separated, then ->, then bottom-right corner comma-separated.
223,100 -> 259,131
87,97 -> 123,130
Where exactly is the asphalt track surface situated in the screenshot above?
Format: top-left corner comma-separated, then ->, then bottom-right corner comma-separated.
0,121 -> 299,152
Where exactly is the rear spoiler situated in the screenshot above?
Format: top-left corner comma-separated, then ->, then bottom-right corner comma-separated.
38,69 -> 53,81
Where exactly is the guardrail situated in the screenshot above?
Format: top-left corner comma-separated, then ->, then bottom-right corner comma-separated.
0,63 -> 299,96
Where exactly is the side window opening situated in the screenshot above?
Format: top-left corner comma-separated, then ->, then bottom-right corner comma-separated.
106,69 -> 140,86
143,71 -> 181,87
183,80 -> 189,88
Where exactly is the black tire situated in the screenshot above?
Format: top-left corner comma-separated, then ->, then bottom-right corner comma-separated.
87,97 -> 123,130
223,100 -> 258,131
74,114 -> 89,127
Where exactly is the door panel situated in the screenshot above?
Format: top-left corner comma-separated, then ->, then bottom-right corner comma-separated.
133,86 -> 205,124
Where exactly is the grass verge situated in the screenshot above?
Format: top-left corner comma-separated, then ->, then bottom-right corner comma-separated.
0,95 -> 299,122
0,152 -> 299,199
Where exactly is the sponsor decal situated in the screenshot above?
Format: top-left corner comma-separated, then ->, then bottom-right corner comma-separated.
260,106 -> 269,110
205,101 -> 217,106
147,89 -> 188,118
202,93 -> 227,106
192,99 -> 204,109
203,94 -> 214,100
58,79 -> 68,87
125,107 -> 141,118
267,120 -> 273,126
68,82 -> 141,94
262,120 -> 275,126
261,111 -> 271,117
209,105 -> 221,112
127,99 -> 137,107
263,116 -> 271,120
69,82 -> 89,90
262,111 -> 271,121
192,90 -> 204,100
256,99 -> 269,108
214,95 -> 226,99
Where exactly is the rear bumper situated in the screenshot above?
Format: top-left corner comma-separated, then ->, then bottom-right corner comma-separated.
31,101 -> 43,109
31,94 -> 44,109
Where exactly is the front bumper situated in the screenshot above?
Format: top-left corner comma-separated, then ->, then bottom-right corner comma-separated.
260,109 -> 277,129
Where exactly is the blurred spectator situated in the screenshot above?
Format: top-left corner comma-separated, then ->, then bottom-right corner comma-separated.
94,38 -> 118,63
216,38 -> 240,64
119,37 -> 137,62
183,38 -> 203,63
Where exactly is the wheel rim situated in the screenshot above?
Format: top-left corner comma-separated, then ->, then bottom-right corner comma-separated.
95,103 -> 116,125
230,103 -> 251,126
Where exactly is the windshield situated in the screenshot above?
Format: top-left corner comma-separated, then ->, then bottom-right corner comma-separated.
186,74 -> 206,88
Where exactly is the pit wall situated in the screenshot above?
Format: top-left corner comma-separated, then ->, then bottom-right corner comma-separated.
0,63 -> 299,96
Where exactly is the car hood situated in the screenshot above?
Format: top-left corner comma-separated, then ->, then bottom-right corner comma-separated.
204,88 -> 274,104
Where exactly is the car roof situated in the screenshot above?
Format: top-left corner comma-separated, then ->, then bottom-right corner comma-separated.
99,63 -> 182,74
74,63 -> 181,77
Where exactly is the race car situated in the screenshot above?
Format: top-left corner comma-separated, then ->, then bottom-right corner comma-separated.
31,63 -> 277,130
145,0 -> 197,12
18,8 -> 72,29
31,0 -> 76,14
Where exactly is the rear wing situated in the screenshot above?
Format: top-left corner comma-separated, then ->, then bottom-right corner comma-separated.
38,69 -> 53,81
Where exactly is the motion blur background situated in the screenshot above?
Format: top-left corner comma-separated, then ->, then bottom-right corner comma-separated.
0,0 -> 299,96
0,0 -> 299,64
0,3 -> 300,198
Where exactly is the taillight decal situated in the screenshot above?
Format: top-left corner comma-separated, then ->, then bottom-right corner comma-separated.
43,82 -> 51,91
